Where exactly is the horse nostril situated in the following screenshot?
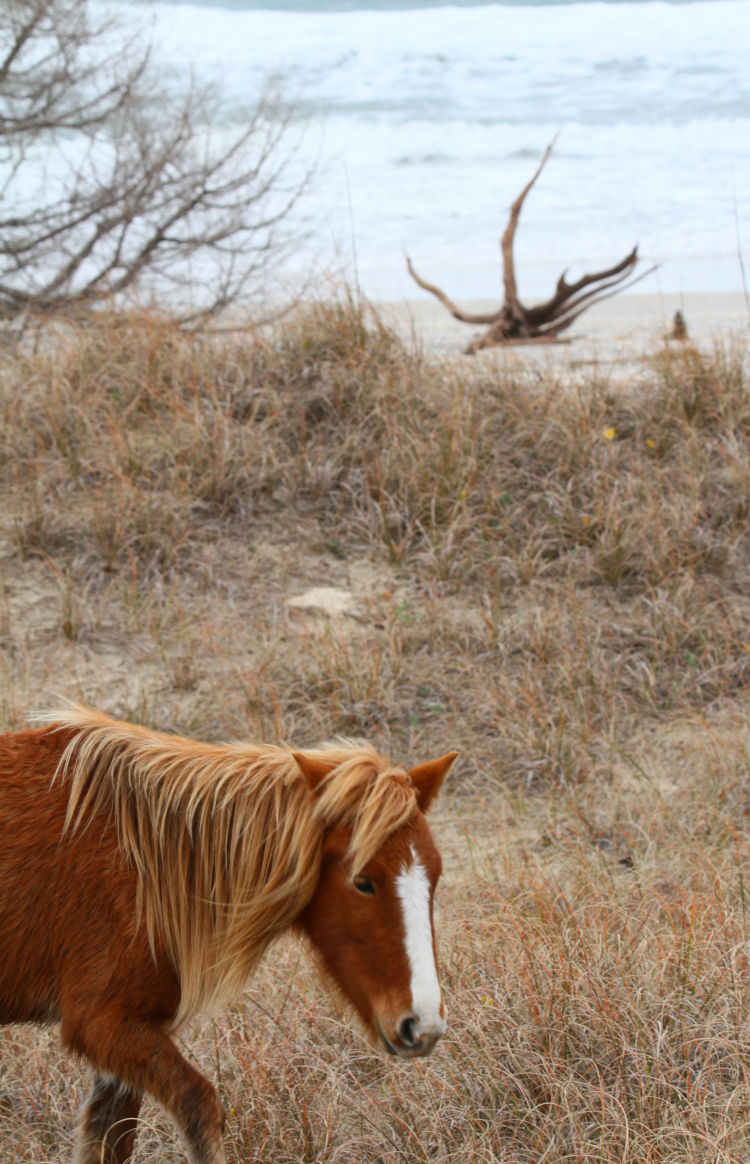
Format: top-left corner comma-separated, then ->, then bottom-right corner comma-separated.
397,1014 -> 420,1048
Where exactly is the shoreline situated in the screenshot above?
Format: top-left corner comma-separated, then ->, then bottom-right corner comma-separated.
377,290 -> 750,364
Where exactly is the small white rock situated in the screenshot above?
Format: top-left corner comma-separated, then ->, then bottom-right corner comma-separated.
286,587 -> 360,617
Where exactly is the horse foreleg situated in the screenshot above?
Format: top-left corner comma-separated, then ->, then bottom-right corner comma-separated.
73,1076 -> 143,1164
64,1015 -> 226,1164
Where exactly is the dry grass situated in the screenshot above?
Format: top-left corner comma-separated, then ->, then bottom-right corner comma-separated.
1,300 -> 750,1161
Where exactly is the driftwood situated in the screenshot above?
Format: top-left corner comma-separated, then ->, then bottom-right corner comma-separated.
406,141 -> 653,354
670,310 -> 688,340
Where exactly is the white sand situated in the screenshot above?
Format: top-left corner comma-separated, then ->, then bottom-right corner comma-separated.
379,291 -> 749,368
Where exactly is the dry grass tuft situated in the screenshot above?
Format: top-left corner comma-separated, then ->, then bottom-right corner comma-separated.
1,302 -> 750,1160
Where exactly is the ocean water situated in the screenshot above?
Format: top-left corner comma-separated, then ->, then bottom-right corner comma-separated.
103,0 -> 750,301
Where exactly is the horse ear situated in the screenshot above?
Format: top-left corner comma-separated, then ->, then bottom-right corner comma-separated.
408,751 -> 458,812
292,751 -> 337,793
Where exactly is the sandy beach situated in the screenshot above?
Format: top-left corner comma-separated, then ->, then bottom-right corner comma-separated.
381,290 -> 749,367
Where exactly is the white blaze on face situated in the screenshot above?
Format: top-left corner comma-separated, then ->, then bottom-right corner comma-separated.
395,849 -> 445,1035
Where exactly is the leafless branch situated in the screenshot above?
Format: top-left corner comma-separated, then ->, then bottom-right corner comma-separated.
0,0 -> 311,327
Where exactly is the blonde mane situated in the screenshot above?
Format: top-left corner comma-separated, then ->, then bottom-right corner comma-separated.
40,705 -> 418,1026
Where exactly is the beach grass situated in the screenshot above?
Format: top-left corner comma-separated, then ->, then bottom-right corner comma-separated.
1,299 -> 750,1161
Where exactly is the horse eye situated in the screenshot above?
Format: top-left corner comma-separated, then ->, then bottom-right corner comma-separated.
353,874 -> 375,896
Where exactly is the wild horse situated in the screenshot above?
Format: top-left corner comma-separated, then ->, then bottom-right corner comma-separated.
0,705 -> 456,1163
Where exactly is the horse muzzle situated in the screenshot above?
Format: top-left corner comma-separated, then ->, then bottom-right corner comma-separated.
377,1011 -> 446,1058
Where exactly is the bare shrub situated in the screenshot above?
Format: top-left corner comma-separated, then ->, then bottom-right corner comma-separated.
0,0 -> 308,325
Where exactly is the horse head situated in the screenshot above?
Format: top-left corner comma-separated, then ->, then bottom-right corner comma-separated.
294,749 -> 457,1059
